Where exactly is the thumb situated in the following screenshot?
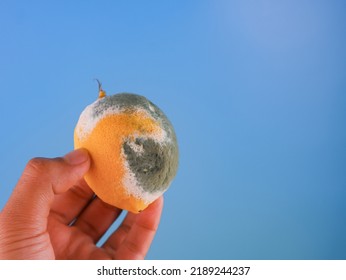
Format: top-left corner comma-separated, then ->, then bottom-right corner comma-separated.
1,149 -> 90,230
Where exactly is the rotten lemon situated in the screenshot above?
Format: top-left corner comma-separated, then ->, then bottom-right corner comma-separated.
74,82 -> 178,213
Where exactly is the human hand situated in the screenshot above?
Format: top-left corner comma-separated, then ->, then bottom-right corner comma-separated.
0,149 -> 163,260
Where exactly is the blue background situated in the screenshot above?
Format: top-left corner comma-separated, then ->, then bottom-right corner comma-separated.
1,0 -> 345,259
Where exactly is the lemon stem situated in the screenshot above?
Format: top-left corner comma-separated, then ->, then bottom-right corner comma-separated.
95,79 -> 106,99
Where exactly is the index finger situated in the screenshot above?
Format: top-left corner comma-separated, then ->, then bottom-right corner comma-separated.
50,178 -> 95,225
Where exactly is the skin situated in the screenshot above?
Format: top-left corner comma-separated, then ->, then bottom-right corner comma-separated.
0,148 -> 163,260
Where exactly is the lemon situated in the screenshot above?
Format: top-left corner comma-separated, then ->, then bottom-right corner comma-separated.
74,83 -> 178,213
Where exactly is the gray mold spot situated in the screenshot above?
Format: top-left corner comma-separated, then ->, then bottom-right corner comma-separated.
123,138 -> 178,193
94,93 -> 146,115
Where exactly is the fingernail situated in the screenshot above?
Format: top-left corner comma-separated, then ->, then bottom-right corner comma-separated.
64,149 -> 89,165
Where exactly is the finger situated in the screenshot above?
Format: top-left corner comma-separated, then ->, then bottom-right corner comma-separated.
1,149 -> 90,232
101,209 -> 137,250
50,178 -> 95,224
103,196 -> 163,259
73,197 -> 123,243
